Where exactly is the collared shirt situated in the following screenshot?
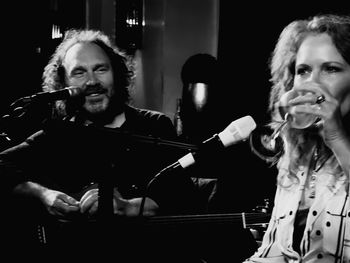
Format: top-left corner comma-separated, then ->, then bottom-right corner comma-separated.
244,156 -> 350,263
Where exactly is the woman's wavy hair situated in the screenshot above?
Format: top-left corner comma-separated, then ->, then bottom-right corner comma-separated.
267,14 -> 350,185
42,29 -> 135,118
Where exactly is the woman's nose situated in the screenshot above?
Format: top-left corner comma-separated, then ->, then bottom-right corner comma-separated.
307,71 -> 321,84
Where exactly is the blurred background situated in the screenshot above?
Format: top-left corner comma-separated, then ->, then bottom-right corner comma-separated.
1,0 -> 349,212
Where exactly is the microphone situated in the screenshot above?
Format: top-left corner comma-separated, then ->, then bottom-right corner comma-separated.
163,115 -> 257,172
10,86 -> 83,107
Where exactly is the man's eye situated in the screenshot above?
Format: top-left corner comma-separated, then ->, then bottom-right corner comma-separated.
72,70 -> 85,77
96,67 -> 108,73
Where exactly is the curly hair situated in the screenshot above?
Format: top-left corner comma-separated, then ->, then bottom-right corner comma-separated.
267,14 -> 350,185
42,29 -> 135,118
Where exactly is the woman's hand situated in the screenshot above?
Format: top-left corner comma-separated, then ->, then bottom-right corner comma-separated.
292,82 -> 347,145
293,82 -> 350,175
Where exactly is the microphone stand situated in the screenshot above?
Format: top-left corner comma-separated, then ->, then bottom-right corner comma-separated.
67,122 -> 200,153
0,99 -> 34,151
138,163 -> 176,217
0,94 -> 54,150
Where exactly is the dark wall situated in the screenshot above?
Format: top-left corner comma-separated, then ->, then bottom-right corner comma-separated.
2,1 -> 85,117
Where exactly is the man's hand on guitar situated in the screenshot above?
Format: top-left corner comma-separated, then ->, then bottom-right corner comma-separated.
79,188 -> 99,216
13,181 -> 80,218
79,187 -> 122,216
41,189 -> 80,218
79,187 -> 159,217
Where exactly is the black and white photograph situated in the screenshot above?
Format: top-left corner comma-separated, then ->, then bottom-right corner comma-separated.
1,1 -> 349,262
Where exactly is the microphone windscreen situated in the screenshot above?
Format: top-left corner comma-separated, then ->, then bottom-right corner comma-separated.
67,86 -> 84,98
218,116 -> 256,147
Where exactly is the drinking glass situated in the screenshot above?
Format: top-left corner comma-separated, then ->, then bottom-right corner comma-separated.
277,89 -> 319,129
249,89 -> 320,163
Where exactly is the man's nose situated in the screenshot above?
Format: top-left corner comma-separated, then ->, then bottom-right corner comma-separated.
86,73 -> 98,86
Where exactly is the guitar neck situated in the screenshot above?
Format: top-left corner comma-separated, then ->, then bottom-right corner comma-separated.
144,212 -> 271,229
37,212 -> 271,245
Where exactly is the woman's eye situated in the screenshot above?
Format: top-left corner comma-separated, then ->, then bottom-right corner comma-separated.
296,67 -> 309,75
324,66 -> 341,73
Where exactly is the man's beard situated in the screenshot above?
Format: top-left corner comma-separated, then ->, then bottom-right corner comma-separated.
77,95 -> 125,127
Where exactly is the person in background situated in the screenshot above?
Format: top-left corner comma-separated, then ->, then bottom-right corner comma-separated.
177,53 -> 221,211
1,29 -> 203,261
244,13 -> 350,262
179,53 -> 220,143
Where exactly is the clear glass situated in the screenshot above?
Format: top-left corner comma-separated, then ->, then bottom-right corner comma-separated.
277,89 -> 318,129
249,89 -> 319,163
